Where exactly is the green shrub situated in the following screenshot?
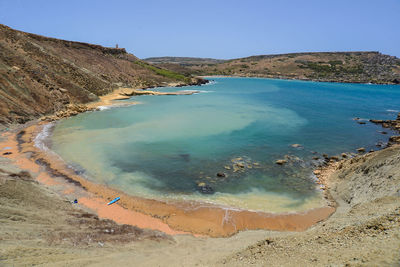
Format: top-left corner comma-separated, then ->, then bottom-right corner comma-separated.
134,61 -> 190,82
328,60 -> 343,66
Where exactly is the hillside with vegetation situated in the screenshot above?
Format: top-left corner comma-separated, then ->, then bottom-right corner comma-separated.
0,24 -> 206,125
145,52 -> 400,85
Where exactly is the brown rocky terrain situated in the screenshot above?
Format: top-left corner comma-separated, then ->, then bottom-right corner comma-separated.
0,24 -> 206,125
223,144 -> 400,266
0,152 -> 174,266
370,112 -> 400,145
145,52 -> 400,84
220,113 -> 400,266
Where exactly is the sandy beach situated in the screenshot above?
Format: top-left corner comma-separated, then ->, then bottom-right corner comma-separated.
0,83 -> 340,238
0,87 -> 399,266
1,120 -> 399,266
0,119 -> 335,237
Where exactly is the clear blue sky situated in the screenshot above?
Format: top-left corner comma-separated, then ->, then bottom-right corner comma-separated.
1,0 -> 399,59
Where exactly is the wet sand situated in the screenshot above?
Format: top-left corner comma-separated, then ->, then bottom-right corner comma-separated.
0,122 -> 335,237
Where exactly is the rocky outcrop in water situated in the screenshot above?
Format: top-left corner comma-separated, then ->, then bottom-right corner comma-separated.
197,182 -> 214,194
357,147 -> 366,153
275,159 -> 287,165
369,112 -> 400,145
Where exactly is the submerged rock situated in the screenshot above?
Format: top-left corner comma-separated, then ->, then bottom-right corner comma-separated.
197,183 -> 214,194
233,164 -> 244,172
216,172 -> 226,178
179,153 -> 190,162
236,162 -> 245,168
232,161 -> 246,172
291,143 -> 303,148
285,155 -> 302,162
275,159 -> 287,165
231,157 -> 243,163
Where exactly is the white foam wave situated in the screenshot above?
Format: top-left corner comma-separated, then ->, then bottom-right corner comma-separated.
179,89 -> 198,92
203,80 -> 218,86
34,123 -> 54,151
97,102 -> 140,111
178,89 -> 214,94
97,106 -> 111,111
387,109 -> 399,113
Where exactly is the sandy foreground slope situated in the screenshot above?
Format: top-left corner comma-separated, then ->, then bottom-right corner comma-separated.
0,128 -> 399,266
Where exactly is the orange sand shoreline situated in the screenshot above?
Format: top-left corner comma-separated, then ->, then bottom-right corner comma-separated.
0,121 -> 335,237
0,125 -> 190,236
0,88 -> 336,237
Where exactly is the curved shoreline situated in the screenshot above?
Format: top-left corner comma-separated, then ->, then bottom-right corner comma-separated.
3,84 -> 398,238
1,121 -> 335,237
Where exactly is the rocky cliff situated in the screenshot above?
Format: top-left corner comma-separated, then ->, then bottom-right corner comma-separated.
0,24 -> 205,125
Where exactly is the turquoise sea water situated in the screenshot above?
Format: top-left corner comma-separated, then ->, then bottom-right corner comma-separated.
51,78 -> 400,212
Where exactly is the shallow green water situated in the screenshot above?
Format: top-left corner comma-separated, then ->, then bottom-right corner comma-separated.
50,78 -> 400,212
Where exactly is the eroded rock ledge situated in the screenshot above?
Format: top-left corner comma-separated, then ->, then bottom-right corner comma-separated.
370,112 -> 400,145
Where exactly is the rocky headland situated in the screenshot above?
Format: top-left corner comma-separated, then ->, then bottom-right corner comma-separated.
0,24 -> 207,125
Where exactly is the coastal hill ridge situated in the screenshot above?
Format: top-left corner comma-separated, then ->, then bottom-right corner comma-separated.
0,24 -> 205,125
145,52 -> 400,84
